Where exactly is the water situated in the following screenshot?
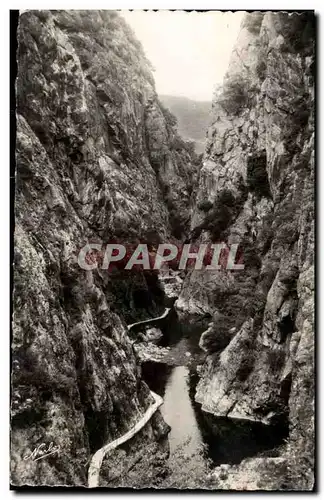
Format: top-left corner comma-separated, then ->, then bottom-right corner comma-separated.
141,316 -> 288,468
160,365 -> 202,455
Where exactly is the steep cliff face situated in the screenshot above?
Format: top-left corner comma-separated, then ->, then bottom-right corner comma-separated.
12,10 -> 197,486
177,12 -> 314,489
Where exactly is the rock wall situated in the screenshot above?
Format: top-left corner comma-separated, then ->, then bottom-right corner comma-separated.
177,12 -> 315,490
12,10 -> 197,486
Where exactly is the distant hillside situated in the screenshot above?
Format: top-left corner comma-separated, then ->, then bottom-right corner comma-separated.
160,95 -> 211,153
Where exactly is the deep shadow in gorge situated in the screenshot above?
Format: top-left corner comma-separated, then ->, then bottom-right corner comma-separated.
140,313 -> 289,473
12,9 -> 314,490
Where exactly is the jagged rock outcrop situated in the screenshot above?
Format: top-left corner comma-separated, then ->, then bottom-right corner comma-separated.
177,12 -> 314,490
12,10 -> 197,486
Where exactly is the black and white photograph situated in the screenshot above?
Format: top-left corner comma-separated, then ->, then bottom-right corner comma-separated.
10,8 -> 315,490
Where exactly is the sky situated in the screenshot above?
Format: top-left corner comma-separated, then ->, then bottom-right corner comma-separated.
121,10 -> 245,102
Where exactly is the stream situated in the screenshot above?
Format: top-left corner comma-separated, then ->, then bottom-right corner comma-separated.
141,314 -> 288,469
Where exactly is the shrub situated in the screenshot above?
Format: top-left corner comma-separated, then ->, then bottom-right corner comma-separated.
272,200 -> 300,249
106,268 -> 165,323
200,316 -> 234,353
241,243 -> 262,270
203,189 -> 237,240
197,199 -> 213,212
278,12 -> 315,55
183,140 -> 196,156
159,102 -> 178,128
191,188 -> 245,241
14,349 -> 75,397
236,344 -> 255,381
169,209 -> 186,239
279,265 -> 299,287
205,207 -> 232,241
256,59 -> 267,80
172,135 -> 186,152
243,12 -> 264,35
275,222 -> 299,248
194,152 -> 203,167
218,76 -> 251,116
266,349 -> 287,373
282,99 -> 310,156
246,152 -> 272,199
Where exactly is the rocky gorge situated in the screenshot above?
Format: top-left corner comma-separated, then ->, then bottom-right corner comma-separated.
177,11 -> 315,490
12,9 -> 198,487
11,10 -> 315,491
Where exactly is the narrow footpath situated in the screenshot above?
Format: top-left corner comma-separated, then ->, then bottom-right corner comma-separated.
87,310 -> 170,487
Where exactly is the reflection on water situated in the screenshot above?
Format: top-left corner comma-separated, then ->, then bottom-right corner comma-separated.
141,316 -> 288,467
161,365 -> 203,455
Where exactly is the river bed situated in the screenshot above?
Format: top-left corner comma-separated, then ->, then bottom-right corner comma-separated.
141,315 -> 288,469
